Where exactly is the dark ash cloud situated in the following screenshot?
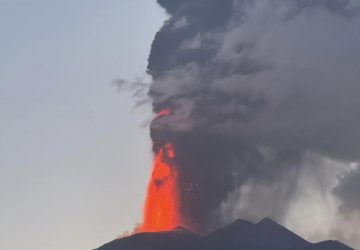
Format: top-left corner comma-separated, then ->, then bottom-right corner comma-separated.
145,0 -> 360,247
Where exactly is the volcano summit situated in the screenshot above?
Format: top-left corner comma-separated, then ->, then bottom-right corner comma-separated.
95,218 -> 354,250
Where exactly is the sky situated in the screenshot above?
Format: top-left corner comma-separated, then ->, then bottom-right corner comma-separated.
0,1 -> 165,249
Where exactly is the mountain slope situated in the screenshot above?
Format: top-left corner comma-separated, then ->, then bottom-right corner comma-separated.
96,228 -> 200,250
204,218 -> 313,250
95,218 -> 354,250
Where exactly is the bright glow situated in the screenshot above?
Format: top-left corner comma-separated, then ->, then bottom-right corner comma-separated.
139,143 -> 181,232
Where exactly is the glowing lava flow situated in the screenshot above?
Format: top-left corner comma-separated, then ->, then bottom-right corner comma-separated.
140,143 -> 181,232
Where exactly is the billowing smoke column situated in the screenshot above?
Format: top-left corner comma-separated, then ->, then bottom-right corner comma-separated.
144,0 -> 360,247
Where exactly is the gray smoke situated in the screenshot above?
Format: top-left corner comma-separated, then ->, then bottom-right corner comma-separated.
147,0 -> 360,247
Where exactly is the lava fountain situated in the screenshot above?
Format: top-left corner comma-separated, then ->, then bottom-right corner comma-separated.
139,110 -> 183,232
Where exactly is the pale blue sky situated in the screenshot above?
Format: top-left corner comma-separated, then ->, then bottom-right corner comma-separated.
0,1 -> 165,249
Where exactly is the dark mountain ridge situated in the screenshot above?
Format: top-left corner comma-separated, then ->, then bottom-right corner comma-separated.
95,218 -> 354,250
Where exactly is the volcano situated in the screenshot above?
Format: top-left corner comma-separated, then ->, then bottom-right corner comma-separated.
95,218 -> 354,250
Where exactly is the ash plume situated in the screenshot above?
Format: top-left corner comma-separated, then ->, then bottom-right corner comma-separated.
146,0 -> 360,247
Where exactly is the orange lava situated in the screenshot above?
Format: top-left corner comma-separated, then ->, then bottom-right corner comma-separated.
139,143 -> 181,232
156,108 -> 171,118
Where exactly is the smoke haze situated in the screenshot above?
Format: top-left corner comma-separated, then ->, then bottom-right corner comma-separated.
145,0 -> 360,248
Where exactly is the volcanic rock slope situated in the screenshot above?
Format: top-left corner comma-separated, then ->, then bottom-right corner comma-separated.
95,218 -> 354,250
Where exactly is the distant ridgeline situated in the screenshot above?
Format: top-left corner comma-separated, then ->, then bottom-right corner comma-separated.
95,218 -> 354,250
